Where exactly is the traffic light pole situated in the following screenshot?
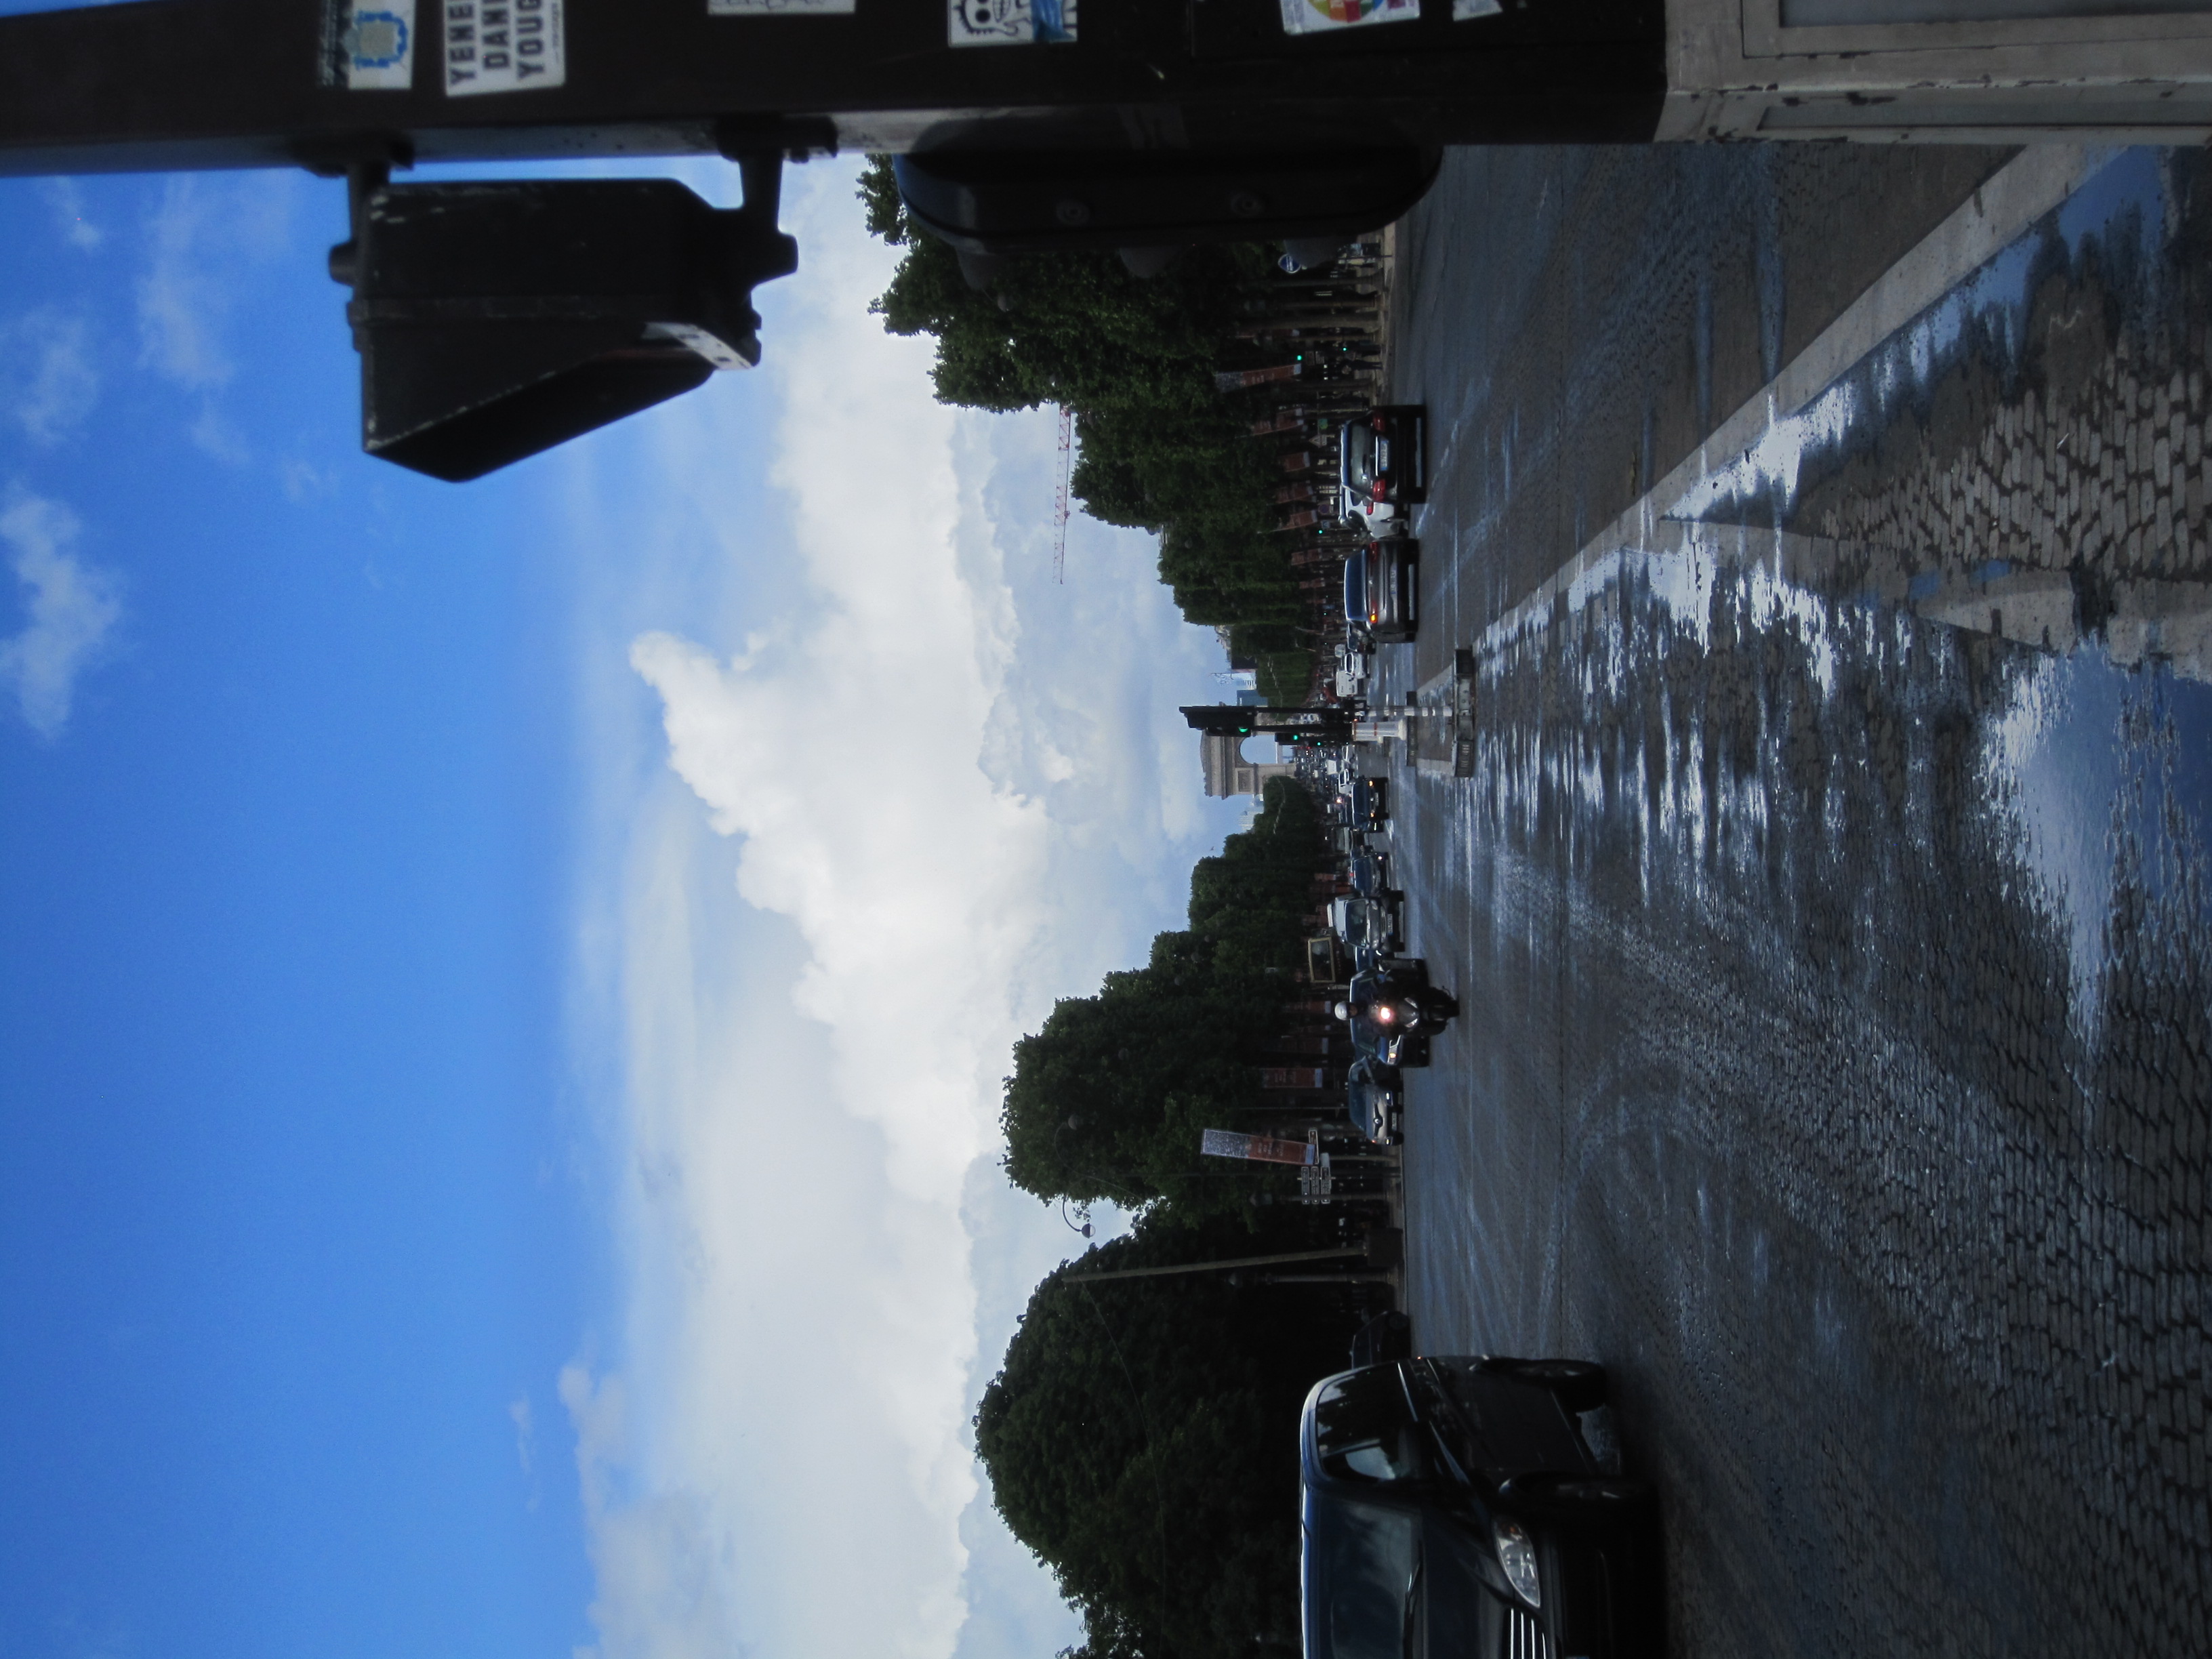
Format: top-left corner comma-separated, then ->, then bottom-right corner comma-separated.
0,0 -> 1666,180
9,0 -> 2210,476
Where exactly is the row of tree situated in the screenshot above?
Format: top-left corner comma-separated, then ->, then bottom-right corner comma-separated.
1000,775 -> 1326,1221
977,778 -> 1370,1659
857,161 -> 1346,700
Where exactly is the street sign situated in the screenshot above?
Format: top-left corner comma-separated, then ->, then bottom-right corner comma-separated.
1201,1129 -> 1319,1165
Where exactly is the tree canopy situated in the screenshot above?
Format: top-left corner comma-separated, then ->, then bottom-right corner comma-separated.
858,159 -> 1311,693
975,1211 -> 1353,1659
1000,777 -> 1322,1219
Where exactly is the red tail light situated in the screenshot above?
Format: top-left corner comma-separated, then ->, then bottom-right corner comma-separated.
1372,477 -> 1387,502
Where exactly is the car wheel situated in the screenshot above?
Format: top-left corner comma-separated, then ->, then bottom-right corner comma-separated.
1502,1357 -> 1608,1412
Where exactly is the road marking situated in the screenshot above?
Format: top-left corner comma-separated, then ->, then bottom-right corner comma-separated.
1437,144 -> 2121,678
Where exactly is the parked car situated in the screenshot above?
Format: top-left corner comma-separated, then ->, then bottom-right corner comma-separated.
1340,539 -> 1419,643
1333,960 -> 1456,1067
1336,404 -> 1427,539
1300,1356 -> 1660,1659
1347,1056 -> 1402,1144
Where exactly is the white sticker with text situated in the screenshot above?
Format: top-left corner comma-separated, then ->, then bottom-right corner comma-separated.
445,0 -> 566,95
337,0 -> 416,89
1277,0 -> 1416,32
948,0 -> 1076,47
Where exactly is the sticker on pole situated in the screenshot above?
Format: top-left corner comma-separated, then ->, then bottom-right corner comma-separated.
323,0 -> 416,89
711,0 -> 857,11
948,0 -> 1076,47
445,0 -> 567,95
1278,0 -> 1416,33
1200,1129 -> 1319,1166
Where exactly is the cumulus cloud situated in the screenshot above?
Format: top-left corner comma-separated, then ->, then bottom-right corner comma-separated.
562,158 -> 1242,1659
138,178 -> 237,391
2,308 -> 99,444
562,1364 -> 742,1659
0,492 -> 121,739
136,173 -> 298,459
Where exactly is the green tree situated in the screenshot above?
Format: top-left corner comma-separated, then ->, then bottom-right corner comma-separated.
857,159 -> 1313,687
1001,778 -> 1322,1218
975,1212 -> 1354,1659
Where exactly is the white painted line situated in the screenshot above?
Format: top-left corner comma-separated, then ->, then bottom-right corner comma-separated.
1463,145 -> 2121,659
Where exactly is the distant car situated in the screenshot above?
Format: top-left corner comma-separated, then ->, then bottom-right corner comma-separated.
1333,960 -> 1456,1067
1300,1357 -> 1660,1659
1347,1056 -> 1402,1144
1336,405 -> 1427,539
1347,851 -> 1395,901
1331,824 -> 1376,861
1340,539 -> 1419,643
1352,777 -> 1388,826
1328,893 -> 1400,956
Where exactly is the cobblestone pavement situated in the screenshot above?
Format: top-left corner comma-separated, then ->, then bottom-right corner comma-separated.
1373,147 -> 2212,1659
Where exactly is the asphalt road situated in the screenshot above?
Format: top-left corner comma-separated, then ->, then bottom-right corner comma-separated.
1374,146 -> 2212,1658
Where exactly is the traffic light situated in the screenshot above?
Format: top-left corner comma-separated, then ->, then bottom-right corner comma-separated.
329,160 -> 796,480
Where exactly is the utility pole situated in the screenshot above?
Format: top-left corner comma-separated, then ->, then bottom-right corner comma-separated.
1067,1227 -> 1400,1281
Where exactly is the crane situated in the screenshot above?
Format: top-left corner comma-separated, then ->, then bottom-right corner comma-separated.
1052,404 -> 1073,583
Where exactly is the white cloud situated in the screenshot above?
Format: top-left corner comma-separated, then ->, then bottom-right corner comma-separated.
37,178 -> 104,251
560,157 -> 1244,1659
136,173 -> 298,459
138,177 -> 237,390
510,1394 -> 537,1477
0,491 -> 121,739
3,308 -> 100,443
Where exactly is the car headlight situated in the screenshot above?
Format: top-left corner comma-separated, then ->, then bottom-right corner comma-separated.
1492,1518 -> 1541,1607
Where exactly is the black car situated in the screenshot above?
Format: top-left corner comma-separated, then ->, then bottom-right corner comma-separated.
1301,1357 -> 1661,1659
1340,539 -> 1419,643
1347,851 -> 1396,901
1352,776 -> 1388,827
1347,1056 -> 1402,1145
1336,405 -> 1429,541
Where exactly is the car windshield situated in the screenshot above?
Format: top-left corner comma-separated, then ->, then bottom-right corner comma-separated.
1342,556 -> 1366,623
1340,424 -> 1378,492
1306,1492 -> 1419,1659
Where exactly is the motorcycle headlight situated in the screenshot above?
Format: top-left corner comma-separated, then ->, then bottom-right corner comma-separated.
1492,1518 -> 1541,1607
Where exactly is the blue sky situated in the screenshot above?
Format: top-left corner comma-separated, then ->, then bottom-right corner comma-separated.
0,155 -> 1250,1658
